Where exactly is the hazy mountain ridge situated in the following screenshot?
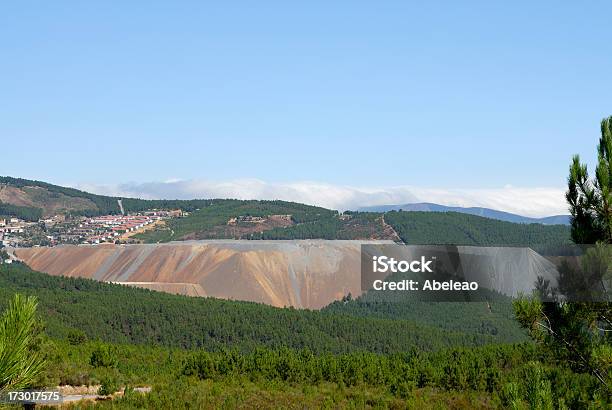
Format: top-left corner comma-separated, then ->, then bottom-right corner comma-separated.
358,202 -> 570,225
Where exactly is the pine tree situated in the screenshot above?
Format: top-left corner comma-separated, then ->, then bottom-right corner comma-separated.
567,116 -> 612,243
515,116 -> 612,392
0,294 -> 46,394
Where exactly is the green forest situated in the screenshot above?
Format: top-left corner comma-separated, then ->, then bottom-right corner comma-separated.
137,206 -> 570,245
323,287 -> 526,343
384,211 -> 571,247
37,339 -> 605,409
0,263 -> 509,353
0,201 -> 43,221
0,262 -> 608,408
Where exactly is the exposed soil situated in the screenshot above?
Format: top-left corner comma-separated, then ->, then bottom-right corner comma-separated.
16,240 -> 393,309
0,184 -> 98,217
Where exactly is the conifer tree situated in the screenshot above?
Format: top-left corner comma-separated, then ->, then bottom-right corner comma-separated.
515,116 -> 612,392
0,294 -> 46,394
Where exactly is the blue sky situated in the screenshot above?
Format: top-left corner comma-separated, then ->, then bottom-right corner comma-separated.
1,2 -> 611,214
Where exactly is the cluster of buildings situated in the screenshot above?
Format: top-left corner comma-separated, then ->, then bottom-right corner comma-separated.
0,211 -> 165,254
77,214 -> 162,244
0,217 -> 33,247
227,215 -> 266,225
0,210 -> 178,247
227,215 -> 292,226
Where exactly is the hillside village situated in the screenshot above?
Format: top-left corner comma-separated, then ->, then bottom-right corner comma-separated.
0,208 -> 305,248
0,210 -> 180,248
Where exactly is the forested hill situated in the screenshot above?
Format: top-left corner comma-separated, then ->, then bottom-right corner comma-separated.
384,211 -> 570,247
0,262 -> 524,353
0,176 -> 331,220
359,202 -> 570,225
136,207 -> 570,246
0,176 -> 197,218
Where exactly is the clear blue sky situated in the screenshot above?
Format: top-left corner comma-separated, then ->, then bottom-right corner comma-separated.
1,1 -> 611,188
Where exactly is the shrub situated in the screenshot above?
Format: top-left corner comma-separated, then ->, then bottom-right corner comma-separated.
90,344 -> 118,368
67,330 -> 88,345
98,376 -> 119,396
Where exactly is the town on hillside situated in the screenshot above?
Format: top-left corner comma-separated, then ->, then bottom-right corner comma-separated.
0,210 -> 181,248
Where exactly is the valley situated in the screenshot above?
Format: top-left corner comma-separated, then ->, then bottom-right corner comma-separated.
0,176 -> 604,408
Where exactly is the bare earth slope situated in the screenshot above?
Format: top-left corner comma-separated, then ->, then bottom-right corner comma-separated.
0,184 -> 98,217
16,240 -> 392,308
15,241 -> 560,309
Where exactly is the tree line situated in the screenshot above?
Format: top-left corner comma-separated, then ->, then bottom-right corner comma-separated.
0,263 -> 507,355
384,211 -> 571,247
0,201 -> 43,221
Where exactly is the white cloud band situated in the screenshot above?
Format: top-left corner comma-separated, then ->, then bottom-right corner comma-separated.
72,179 -> 568,218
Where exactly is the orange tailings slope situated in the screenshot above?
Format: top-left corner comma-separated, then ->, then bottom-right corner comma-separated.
15,240 -> 393,309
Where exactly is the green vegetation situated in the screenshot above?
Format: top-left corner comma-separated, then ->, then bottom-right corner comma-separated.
385,210 -> 571,247
514,115 -> 612,394
0,294 -> 46,394
32,338 -> 609,409
248,212 -> 387,240
567,115 -> 612,244
120,198 -> 219,214
0,263 -> 506,354
135,199 -> 340,242
324,290 -> 527,343
0,201 -> 43,221
0,262 -> 607,407
138,204 -> 570,244
0,176 -> 119,216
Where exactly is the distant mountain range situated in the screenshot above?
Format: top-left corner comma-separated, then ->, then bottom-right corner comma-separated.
358,203 -> 570,225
